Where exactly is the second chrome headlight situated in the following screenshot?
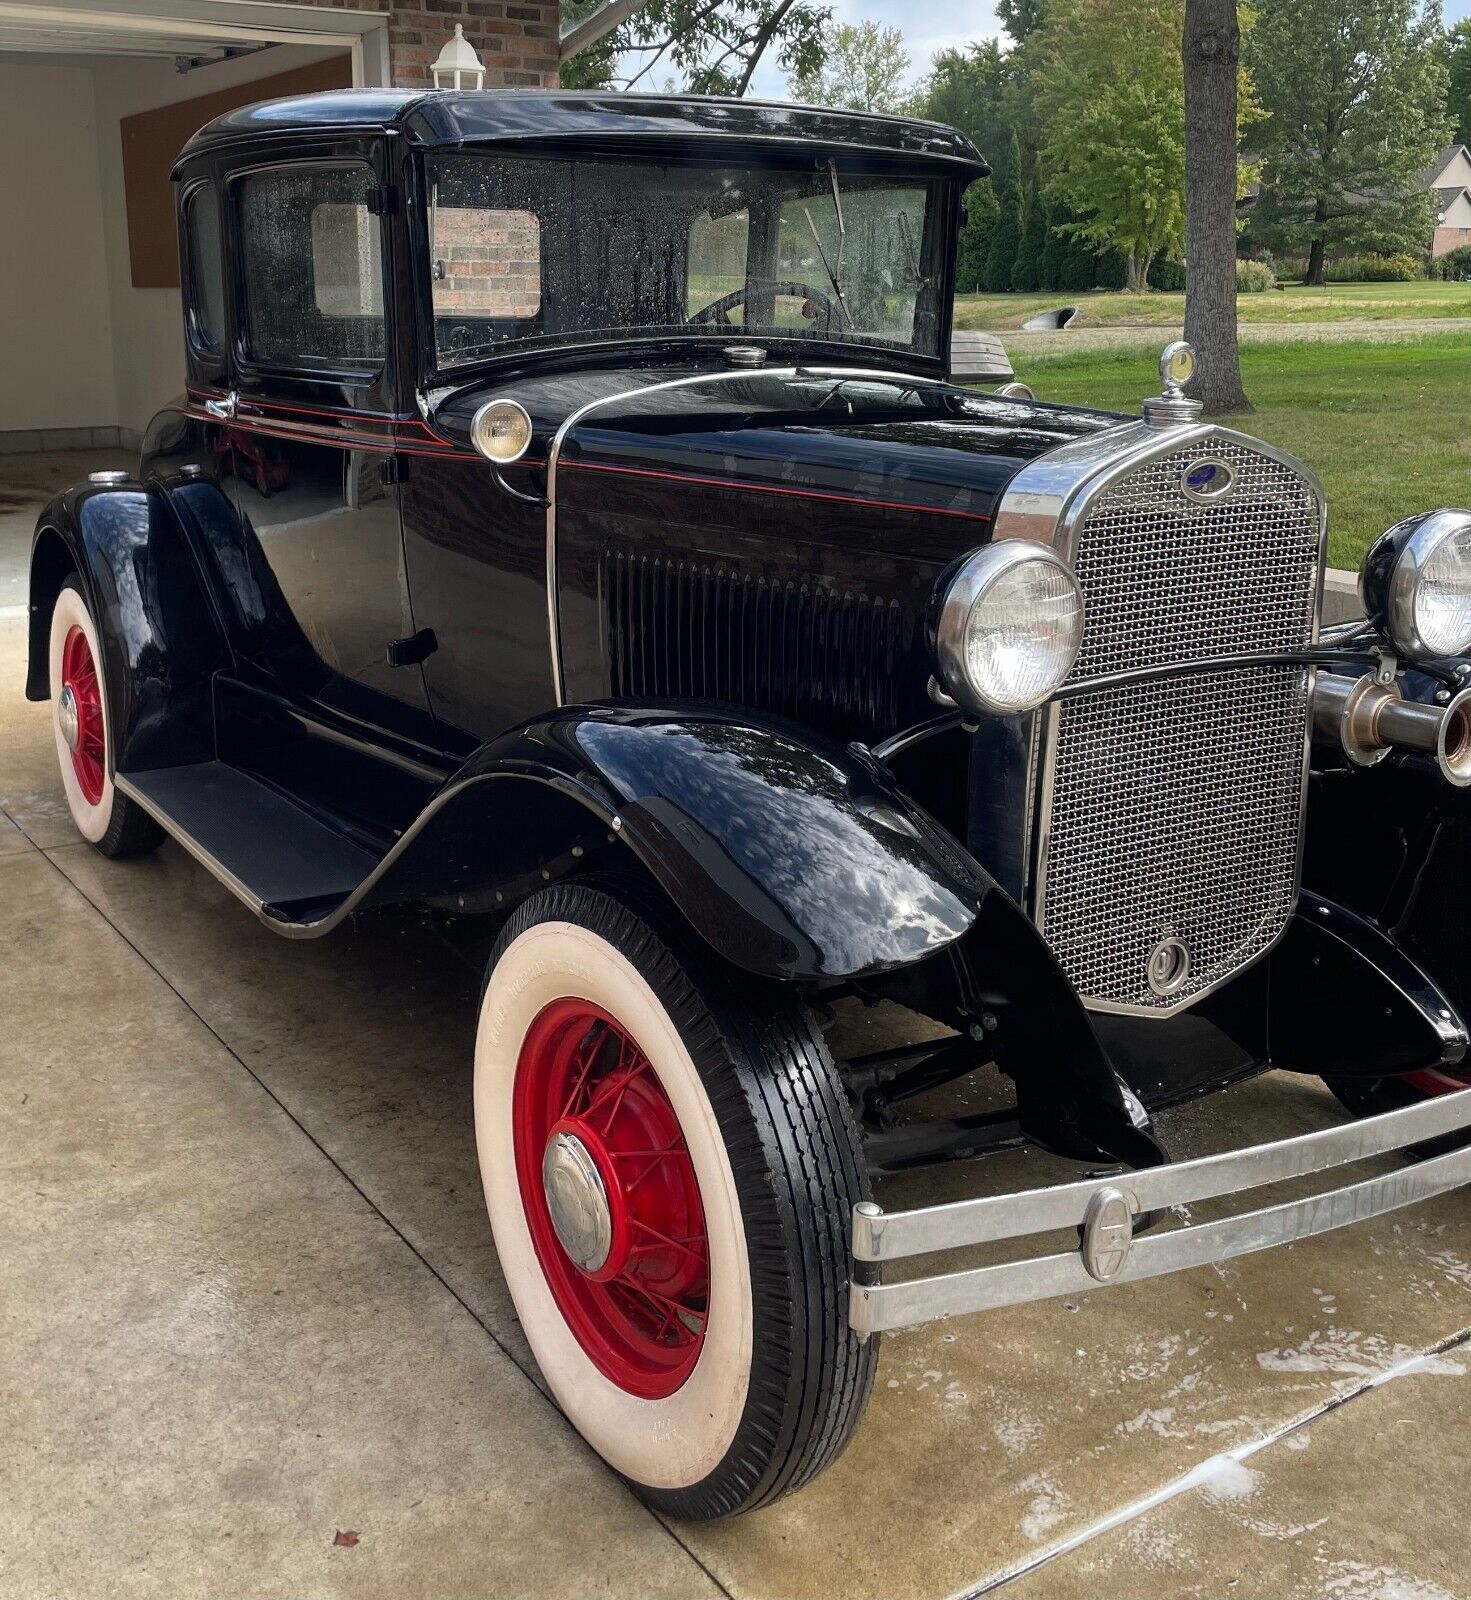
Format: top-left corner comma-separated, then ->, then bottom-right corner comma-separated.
936,543 -> 1084,715
1365,509 -> 1471,658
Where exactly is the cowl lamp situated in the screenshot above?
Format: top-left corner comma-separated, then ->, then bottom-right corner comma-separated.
432,23 -> 486,90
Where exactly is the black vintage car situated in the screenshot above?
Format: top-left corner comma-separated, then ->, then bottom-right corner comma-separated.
26,88 -> 1471,1518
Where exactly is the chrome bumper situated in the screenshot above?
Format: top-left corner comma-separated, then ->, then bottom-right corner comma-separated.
849,1086 -> 1471,1339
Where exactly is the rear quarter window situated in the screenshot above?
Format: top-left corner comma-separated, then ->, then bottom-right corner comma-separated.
237,165 -> 385,370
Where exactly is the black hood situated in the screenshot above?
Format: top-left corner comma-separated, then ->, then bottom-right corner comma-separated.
436,364 -> 1126,535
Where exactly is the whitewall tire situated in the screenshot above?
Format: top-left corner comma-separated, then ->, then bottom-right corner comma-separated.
475,883 -> 875,1518
47,578 -> 161,858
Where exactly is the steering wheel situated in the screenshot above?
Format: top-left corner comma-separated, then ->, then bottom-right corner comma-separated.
689,278 -> 842,330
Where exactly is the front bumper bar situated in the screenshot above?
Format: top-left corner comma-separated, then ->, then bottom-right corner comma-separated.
849,1086 -> 1471,1338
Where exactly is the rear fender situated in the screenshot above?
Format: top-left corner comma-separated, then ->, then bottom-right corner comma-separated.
27,479 -> 229,771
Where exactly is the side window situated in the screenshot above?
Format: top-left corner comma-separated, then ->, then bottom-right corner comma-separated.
237,165 -> 385,370
687,208 -> 748,318
183,185 -> 226,354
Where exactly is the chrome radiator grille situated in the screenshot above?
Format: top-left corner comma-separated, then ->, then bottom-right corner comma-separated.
1036,436 -> 1323,1013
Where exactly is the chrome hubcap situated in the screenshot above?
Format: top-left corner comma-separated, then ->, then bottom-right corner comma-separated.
57,684 -> 80,751
541,1131 -> 613,1273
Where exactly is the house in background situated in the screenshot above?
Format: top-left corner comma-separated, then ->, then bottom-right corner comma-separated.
1424,144 -> 1471,258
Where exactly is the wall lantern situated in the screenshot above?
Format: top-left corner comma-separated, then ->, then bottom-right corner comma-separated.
432,23 -> 486,90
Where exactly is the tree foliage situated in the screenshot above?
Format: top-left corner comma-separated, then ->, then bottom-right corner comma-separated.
1246,0 -> 1449,284
1034,0 -> 1189,292
1447,19 -> 1471,147
1039,194 -> 1068,287
788,21 -> 912,110
910,39 -> 1019,177
983,133 -> 1026,291
560,0 -> 831,95
1012,177 -> 1048,290
955,182 -> 999,293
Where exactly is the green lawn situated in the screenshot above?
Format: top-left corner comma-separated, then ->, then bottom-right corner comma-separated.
954,279 -> 1471,330
1000,334 -> 1471,569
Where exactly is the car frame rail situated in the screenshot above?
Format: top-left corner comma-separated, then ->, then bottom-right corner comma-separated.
849,1085 -> 1471,1338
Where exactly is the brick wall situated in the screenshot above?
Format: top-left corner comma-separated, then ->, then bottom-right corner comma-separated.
389,1 -> 560,88
432,203 -> 541,315
277,0 -> 560,89
1433,225 -> 1471,259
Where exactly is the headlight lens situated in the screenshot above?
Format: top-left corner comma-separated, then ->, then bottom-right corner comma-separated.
1377,510 -> 1471,657
1407,522 -> 1471,655
936,544 -> 1084,714
470,397 -> 533,465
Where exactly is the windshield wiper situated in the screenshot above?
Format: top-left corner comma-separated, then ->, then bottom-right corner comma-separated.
803,159 -> 855,329
896,210 -> 923,287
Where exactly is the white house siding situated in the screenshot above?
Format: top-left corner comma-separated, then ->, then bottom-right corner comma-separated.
1428,147 -> 1471,192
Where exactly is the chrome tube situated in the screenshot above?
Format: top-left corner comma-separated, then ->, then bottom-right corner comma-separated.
1314,671 -> 1471,787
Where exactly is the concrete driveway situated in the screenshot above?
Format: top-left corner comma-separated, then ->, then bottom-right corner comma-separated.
2,451 -> 1469,1600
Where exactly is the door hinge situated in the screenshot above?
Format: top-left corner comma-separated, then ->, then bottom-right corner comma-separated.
368,184 -> 398,216
386,628 -> 438,668
379,454 -> 405,486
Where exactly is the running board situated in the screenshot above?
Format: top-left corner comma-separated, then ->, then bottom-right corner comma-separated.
117,763 -> 378,927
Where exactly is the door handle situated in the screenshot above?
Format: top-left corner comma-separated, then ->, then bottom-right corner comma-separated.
203,392 -> 237,421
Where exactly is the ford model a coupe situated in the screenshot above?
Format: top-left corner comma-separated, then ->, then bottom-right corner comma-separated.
27,89 -> 1471,1516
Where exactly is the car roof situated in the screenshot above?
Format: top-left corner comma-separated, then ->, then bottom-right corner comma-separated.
173,88 -> 989,177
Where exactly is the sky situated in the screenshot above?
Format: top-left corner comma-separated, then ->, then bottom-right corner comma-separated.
735,0 -> 1471,100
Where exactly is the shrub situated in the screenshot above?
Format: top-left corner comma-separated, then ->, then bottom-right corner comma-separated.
1323,253 -> 1422,282
1060,231 -> 1097,291
1147,255 -> 1187,291
1432,245 -> 1471,282
1236,258 -> 1276,293
1093,248 -> 1128,290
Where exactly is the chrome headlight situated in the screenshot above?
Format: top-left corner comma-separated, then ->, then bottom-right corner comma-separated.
1363,509 -> 1471,657
470,397 -> 533,465
935,543 -> 1085,714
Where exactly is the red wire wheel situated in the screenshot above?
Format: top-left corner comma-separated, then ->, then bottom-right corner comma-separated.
60,625 -> 106,806
1405,1066 -> 1471,1096
513,999 -> 710,1399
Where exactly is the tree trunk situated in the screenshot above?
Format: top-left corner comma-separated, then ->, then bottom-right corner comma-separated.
1182,0 -> 1250,413
1306,211 -> 1331,286
1125,250 -> 1146,293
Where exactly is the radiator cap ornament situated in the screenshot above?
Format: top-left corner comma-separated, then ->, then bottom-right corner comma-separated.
1143,340 -> 1204,428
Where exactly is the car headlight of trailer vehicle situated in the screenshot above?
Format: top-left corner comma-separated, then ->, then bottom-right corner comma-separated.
935,543 -> 1085,714
1363,509 -> 1471,658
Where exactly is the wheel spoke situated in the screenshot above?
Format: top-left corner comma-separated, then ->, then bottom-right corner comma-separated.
609,1275 -> 706,1345
558,1022 -> 616,1120
582,1055 -> 650,1127
622,1139 -> 692,1196
628,1217 -> 707,1267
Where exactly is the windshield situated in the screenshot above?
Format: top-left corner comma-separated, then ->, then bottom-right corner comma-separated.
424,153 -> 946,370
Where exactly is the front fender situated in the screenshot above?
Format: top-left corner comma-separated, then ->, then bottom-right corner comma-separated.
28,479 -> 228,772
468,707 -> 984,980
